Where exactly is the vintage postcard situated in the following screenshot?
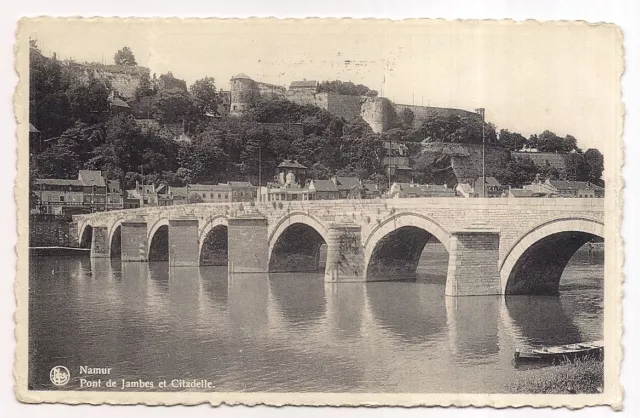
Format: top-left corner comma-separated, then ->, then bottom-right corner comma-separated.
14,18 -> 623,408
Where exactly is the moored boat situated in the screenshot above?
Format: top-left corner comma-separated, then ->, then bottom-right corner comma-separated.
514,340 -> 604,364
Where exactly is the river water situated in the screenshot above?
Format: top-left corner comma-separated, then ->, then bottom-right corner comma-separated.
28,244 -> 603,393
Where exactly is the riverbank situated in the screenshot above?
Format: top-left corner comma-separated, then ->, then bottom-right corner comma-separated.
30,247 -> 89,256
508,356 -> 604,394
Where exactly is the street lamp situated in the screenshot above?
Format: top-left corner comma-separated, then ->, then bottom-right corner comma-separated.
475,108 -> 486,198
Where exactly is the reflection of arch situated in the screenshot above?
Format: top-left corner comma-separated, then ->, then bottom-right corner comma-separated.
363,214 -> 450,281
148,220 -> 170,261
268,213 -> 329,273
79,224 -> 93,248
366,282 -> 446,343
505,295 -> 582,346
500,218 -> 604,295
268,273 -> 327,328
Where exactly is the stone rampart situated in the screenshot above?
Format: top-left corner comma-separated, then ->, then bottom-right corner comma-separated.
64,61 -> 151,100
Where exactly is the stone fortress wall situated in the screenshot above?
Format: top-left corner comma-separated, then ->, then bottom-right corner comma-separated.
229,73 -> 479,133
63,61 -> 151,100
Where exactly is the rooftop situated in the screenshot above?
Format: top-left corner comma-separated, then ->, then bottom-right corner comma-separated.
168,186 -> 188,197
476,176 -> 502,187
187,183 -> 231,191
78,170 -> 106,187
333,176 -> 361,190
231,73 -> 252,81
290,80 -> 318,89
34,178 -> 83,187
228,181 -> 255,188
548,180 -> 604,191
107,180 -> 121,192
108,96 -> 130,108
383,142 -> 409,151
309,179 -> 339,192
278,159 -> 308,169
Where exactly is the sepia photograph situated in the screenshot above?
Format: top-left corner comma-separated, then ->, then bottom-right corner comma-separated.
14,18 -> 623,407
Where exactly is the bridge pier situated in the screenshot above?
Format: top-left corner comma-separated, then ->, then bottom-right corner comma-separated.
228,217 -> 269,273
121,220 -> 148,262
324,224 -> 365,282
445,226 -> 501,296
90,226 -> 110,258
168,218 -> 199,267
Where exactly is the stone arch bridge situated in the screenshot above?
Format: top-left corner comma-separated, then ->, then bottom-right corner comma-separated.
74,198 -> 604,296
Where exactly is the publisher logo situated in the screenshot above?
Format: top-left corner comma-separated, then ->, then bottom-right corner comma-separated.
50,366 -> 70,387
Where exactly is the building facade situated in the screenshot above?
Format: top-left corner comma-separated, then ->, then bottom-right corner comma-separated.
33,170 -> 123,218
382,142 -> 412,182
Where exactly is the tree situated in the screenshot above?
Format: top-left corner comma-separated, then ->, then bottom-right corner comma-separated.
153,88 -> 195,124
584,148 -> 604,184
399,108 -> 414,128
29,48 -> 73,138
317,80 -> 378,97
307,162 -> 333,180
188,193 -> 204,204
134,72 -> 157,100
419,112 -> 497,145
67,73 -> 110,123
189,77 -> 220,116
498,129 -> 527,151
536,130 -> 577,153
496,157 -> 538,186
565,153 -> 591,181
114,46 -> 137,66
158,72 -> 187,91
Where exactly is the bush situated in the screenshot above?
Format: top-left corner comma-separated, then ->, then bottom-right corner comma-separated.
508,356 -> 603,394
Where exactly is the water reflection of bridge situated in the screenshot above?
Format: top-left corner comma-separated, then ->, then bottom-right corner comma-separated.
81,256 -> 602,374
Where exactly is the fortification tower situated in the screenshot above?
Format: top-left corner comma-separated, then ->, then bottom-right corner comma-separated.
361,97 -> 396,133
230,73 -> 257,116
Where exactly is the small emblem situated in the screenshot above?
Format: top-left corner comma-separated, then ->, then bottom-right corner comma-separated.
49,366 -> 70,387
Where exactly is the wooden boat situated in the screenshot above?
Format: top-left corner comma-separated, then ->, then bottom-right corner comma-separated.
514,340 -> 604,363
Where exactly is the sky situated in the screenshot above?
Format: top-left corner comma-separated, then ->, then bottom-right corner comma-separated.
24,19 -> 622,152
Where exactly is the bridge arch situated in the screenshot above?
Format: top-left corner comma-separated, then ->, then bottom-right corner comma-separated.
268,212 -> 330,273
147,218 -> 170,261
107,218 -> 127,258
500,217 -> 604,295
79,222 -> 93,248
199,216 -> 228,266
363,213 -> 450,281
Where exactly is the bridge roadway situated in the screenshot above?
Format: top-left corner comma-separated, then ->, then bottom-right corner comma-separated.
74,197 -> 605,296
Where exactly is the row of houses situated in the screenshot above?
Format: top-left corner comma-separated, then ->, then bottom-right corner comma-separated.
33,164 -> 605,220
453,177 -> 604,198
32,170 -> 259,219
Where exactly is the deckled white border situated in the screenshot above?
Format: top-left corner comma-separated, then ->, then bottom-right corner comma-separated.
12,16 -> 625,410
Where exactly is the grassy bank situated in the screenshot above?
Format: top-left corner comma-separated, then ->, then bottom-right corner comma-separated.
508,356 -> 604,394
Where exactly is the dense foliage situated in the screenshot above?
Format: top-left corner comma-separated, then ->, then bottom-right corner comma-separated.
29,42 -> 605,192
317,80 -> 378,97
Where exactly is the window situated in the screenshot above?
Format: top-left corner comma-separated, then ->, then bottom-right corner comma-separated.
217,193 -> 221,199
224,193 -> 228,199
59,195 -> 65,202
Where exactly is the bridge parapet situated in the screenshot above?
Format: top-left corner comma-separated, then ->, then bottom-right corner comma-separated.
75,198 -> 605,295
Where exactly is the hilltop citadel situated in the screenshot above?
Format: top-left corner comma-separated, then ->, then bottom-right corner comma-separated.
57,55 -> 479,134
